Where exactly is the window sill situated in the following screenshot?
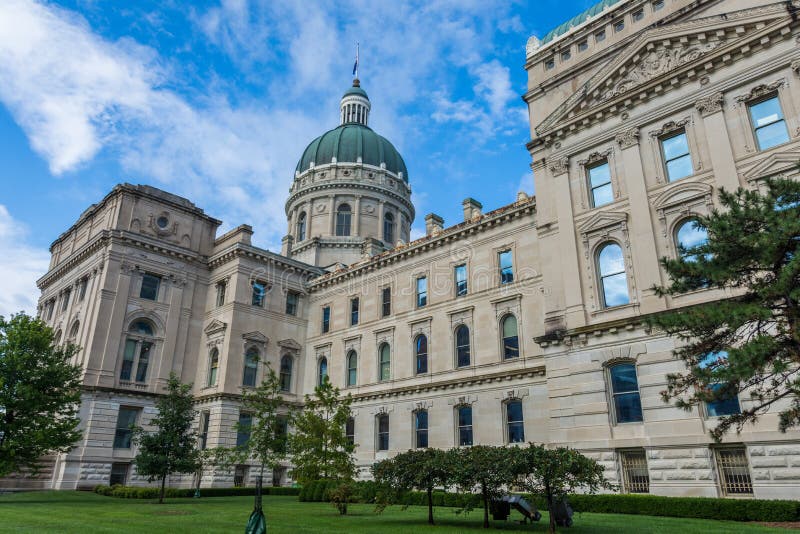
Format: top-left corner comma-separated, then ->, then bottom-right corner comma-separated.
591,302 -> 638,316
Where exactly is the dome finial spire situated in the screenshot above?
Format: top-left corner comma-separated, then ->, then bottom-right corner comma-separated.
352,42 -> 359,82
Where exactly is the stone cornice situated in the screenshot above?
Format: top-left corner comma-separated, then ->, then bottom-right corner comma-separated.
306,197 -> 536,291
351,363 -> 547,402
207,242 -> 322,276
285,179 -> 415,218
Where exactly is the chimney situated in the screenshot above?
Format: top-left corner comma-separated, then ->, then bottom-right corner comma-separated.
425,213 -> 444,236
462,198 -> 483,221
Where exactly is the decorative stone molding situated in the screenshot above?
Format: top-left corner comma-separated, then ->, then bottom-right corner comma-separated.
792,59 -> 800,77
448,306 -> 474,329
596,343 -> 647,367
614,128 -> 640,149
548,157 -> 569,176
343,334 -> 361,355
242,331 -> 268,353
408,317 -> 432,340
577,148 -> 613,167
277,338 -> 302,352
734,78 -> 786,105
578,211 -> 635,311
648,117 -> 692,138
374,327 -> 394,348
448,394 -> 478,407
204,319 -> 227,337
413,400 -> 433,412
653,181 -> 714,242
694,92 -> 724,116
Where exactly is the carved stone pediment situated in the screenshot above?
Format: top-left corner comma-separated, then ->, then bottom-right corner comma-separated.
204,319 -> 227,337
577,211 -> 628,235
652,181 -> 714,211
242,331 -> 268,345
277,338 -> 302,351
741,150 -> 800,182
535,5 -> 789,136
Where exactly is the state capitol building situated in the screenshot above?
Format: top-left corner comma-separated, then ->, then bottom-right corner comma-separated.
8,0 -> 800,499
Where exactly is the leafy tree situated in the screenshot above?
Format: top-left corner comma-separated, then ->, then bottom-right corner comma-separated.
450,445 -> 516,529
287,378 -> 355,485
649,178 -> 800,440
372,448 -> 452,525
513,444 -> 610,534
0,313 -> 82,476
132,373 -> 201,503
224,364 -> 291,481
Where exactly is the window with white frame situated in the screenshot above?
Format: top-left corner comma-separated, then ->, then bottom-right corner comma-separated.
296,211 -> 306,242
318,357 -> 328,386
454,264 -> 467,296
207,348 -> 219,387
416,277 -> 427,307
350,297 -> 359,326
120,320 -> 155,383
455,325 -> 470,367
377,414 -> 389,451
661,131 -> 693,182
506,400 -> 525,443
215,281 -> 226,307
346,350 -> 358,387
378,343 -> 391,381
699,351 -> 741,418
242,347 -> 258,387
499,250 -> 514,284
457,405 -> 473,446
608,362 -> 643,424
414,410 -> 428,448
587,161 -> 613,207
415,334 -> 428,375
501,315 -> 519,359
748,95 -> 789,151
279,355 -> 293,392
597,242 -> 629,307
251,280 -> 267,307
113,407 -> 139,449
336,204 -> 352,236
675,219 -> 708,262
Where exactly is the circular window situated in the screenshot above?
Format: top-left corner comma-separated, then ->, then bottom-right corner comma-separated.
156,215 -> 169,229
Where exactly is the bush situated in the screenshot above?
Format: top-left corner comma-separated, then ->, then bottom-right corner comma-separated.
527,493 -> 800,523
92,485 -> 300,499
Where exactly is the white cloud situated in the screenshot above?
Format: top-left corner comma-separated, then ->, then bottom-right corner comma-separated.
0,205 -> 50,317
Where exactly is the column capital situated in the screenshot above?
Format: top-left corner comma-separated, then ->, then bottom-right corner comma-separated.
614,127 -> 640,149
694,92 -> 724,117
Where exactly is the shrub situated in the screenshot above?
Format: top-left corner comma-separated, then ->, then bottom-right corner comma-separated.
92,484 -> 300,499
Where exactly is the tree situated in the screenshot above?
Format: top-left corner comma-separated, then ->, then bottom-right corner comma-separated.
132,373 -> 201,503
227,364 -> 291,481
372,448 -> 452,525
287,378 -> 355,484
450,446 -> 516,529
513,444 -> 610,534
649,178 -> 800,440
0,313 -> 82,477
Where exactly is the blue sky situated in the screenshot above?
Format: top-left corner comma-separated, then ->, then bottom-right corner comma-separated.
0,0 -> 595,315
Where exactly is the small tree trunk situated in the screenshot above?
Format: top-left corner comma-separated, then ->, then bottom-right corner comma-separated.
427,487 -> 434,525
482,483 -> 489,529
159,474 -> 167,504
546,488 -> 556,534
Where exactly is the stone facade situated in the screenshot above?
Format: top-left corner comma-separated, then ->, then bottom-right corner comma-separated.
5,0 -> 800,500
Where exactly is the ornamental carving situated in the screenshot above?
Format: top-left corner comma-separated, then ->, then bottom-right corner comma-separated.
735,79 -> 786,104
614,128 -> 639,149
792,60 -> 800,77
577,148 -> 613,167
649,117 -> 691,138
548,157 -> 569,176
601,39 -> 726,102
694,92 -> 724,116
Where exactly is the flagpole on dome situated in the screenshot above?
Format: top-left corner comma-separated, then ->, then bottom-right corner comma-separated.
353,42 -> 360,86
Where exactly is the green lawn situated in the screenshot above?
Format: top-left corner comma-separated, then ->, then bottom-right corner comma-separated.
0,491 -> 788,533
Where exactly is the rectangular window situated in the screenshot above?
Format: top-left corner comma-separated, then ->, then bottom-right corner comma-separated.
377,414 -> 389,451
109,463 -> 129,486
632,9 -> 644,22
544,58 -> 555,70
345,417 -> 355,447
276,416 -> 289,454
499,250 -> 514,284
46,299 -> 55,320
454,264 -> 467,296
120,339 -> 137,381
381,287 -> 391,317
620,449 -> 650,493
614,19 -> 624,32
652,0 -> 664,11
215,282 -> 226,307
135,342 -> 152,383
350,297 -> 359,326
140,274 -> 160,301
251,281 -> 266,307
749,96 -> 790,151
706,384 -> 741,418
61,289 -> 70,311
321,306 -> 330,333
199,411 -> 210,450
415,411 -> 428,448
595,29 -> 606,42
457,406 -> 473,447
609,364 -> 643,424
78,278 -> 88,301
113,407 -> 139,449
234,465 -> 249,487
578,40 -> 588,52
236,413 -> 252,448
588,161 -> 613,207
561,50 -> 571,61
661,131 -> 693,181
715,447 -> 753,495
416,277 -> 427,308
506,401 -> 525,443
285,291 -> 299,316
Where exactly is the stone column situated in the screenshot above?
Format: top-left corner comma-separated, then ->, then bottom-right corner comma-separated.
615,128 -> 666,314
354,195 -> 362,237
377,200 -> 385,243
328,195 -> 336,235
695,93 -> 740,192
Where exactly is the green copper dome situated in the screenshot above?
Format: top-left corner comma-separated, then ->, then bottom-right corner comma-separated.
295,124 -> 408,182
343,85 -> 368,99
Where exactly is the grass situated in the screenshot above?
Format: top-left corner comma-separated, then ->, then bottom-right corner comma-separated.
0,491 -> 790,533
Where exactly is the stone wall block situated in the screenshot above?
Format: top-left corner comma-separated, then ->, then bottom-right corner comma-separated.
748,446 -> 765,456
766,446 -> 800,456
678,459 -> 710,470
649,460 -> 677,470
751,457 -> 787,468
771,469 -> 800,480
662,449 -> 695,460
752,470 -> 771,480
665,471 -> 696,480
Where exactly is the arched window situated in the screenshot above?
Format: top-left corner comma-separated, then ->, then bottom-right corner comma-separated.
415,334 -> 428,375
296,212 -> 306,242
53,329 -> 62,346
68,321 -> 80,340
279,355 -> 293,392
121,319 -> 155,383
336,204 -> 351,236
346,350 -> 358,387
699,351 -> 741,417
207,348 -> 219,387
609,362 -> 643,423
414,410 -> 428,448
318,357 -> 328,386
501,315 -> 519,359
383,212 -> 394,244
243,347 -> 258,387
675,219 -> 708,261
597,243 -> 629,308
455,325 -> 470,367
378,343 -> 391,381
